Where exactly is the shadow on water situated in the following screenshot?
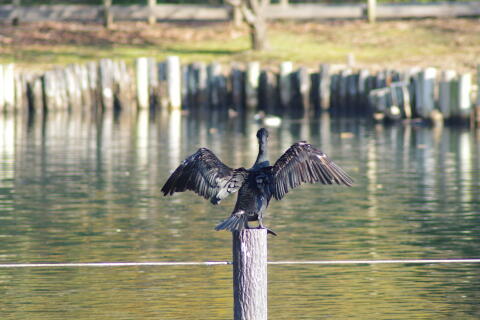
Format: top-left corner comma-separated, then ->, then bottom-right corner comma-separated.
0,109 -> 479,319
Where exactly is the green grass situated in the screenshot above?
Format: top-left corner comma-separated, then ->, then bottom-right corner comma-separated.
1,19 -> 479,72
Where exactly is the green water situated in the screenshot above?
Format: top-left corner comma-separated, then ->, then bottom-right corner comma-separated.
0,110 -> 479,319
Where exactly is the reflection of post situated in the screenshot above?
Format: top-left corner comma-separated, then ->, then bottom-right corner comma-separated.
233,229 -> 267,320
168,110 -> 182,169
458,131 -> 472,206
148,0 -> 156,25
136,109 -> 149,171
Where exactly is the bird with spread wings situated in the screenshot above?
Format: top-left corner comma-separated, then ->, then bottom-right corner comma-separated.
162,128 -> 353,235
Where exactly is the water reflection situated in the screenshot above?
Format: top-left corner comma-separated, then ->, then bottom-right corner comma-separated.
0,110 -> 479,319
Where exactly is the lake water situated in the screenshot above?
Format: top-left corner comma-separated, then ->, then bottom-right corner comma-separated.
0,110 -> 479,319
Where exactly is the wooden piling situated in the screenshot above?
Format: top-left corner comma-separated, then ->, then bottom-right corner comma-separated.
279,61 -> 293,109
2,64 -> 15,112
246,62 -> 260,110
318,64 -> 331,111
136,57 -> 150,110
0,65 -> 4,112
475,65 -> 480,127
233,229 -> 268,320
148,0 -> 157,25
166,56 -> 182,110
230,64 -> 245,111
414,68 -> 437,119
103,0 -> 113,29
457,73 -> 471,119
439,70 -> 456,119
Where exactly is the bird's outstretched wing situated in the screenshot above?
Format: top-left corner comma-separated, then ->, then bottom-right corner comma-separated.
268,142 -> 353,200
161,148 -> 248,204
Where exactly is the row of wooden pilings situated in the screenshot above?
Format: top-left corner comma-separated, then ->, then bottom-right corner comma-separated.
0,58 -> 479,125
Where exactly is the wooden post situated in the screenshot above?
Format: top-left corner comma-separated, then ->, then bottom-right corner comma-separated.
319,64 -> 331,111
439,70 -> 456,120
99,59 -> 114,110
166,56 -> 182,110
148,0 -> 156,25
475,65 -> 480,127
233,229 -> 267,320
458,73 -> 472,119
0,65 -> 4,112
12,0 -> 21,25
414,68 -> 436,119
3,64 -> 15,112
279,61 -> 293,109
103,0 -> 113,29
230,64 -> 244,111
136,57 -> 150,110
232,6 -> 242,27
246,62 -> 260,110
367,0 -> 376,23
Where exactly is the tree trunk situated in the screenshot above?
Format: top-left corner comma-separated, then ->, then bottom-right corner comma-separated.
251,21 -> 268,51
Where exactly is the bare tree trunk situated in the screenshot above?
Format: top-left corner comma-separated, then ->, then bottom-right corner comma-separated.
227,0 -> 269,51
251,21 -> 268,51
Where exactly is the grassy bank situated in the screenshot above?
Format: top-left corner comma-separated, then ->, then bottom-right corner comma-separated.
0,19 -> 479,72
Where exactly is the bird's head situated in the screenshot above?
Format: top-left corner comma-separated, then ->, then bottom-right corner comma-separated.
256,128 -> 269,143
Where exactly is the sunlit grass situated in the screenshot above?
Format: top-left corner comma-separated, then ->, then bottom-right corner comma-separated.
1,19 -> 479,72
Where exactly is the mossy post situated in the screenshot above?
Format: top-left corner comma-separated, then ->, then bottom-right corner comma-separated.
232,229 -> 267,320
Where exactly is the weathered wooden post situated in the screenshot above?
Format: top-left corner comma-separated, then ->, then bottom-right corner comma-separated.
318,64 -> 331,111
233,229 -> 267,320
458,73 -> 472,120
246,62 -> 260,110
2,64 -> 15,112
475,65 -> 480,127
0,65 -> 4,111
12,0 -> 21,25
148,0 -> 157,25
136,57 -> 150,110
103,0 -> 113,29
166,56 -> 182,110
414,68 -> 437,119
439,70 -> 456,120
279,61 -> 293,109
367,0 -> 376,23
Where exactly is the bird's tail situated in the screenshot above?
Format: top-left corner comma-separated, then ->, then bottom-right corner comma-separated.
215,212 -> 247,232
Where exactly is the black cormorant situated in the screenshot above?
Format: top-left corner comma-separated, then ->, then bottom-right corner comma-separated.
161,128 -> 353,235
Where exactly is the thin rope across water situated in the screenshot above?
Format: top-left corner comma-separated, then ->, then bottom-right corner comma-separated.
1,259 -> 480,268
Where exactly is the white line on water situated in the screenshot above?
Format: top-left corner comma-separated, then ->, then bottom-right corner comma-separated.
0,259 -> 479,268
